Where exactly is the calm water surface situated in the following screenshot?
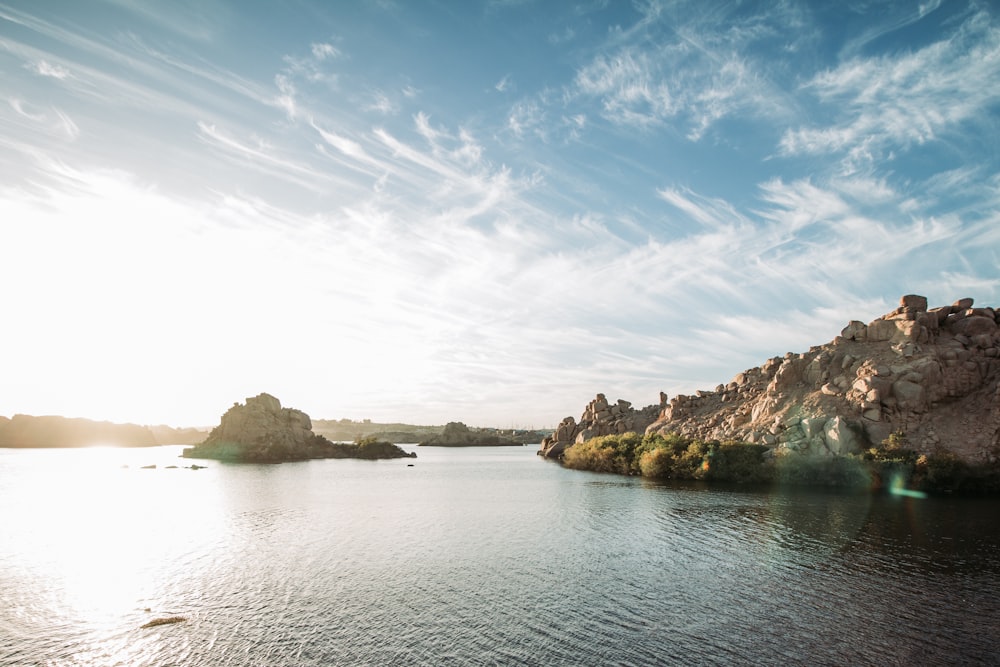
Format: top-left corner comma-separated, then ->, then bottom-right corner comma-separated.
1,445 -> 998,666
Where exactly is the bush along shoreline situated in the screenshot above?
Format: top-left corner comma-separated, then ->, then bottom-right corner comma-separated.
558,432 -> 1000,496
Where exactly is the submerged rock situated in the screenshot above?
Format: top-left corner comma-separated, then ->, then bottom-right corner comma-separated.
140,616 -> 186,629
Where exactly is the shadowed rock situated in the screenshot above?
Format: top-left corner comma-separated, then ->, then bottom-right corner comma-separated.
183,394 -> 416,463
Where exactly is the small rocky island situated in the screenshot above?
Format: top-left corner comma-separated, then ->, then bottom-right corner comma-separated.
418,421 -> 525,447
183,393 -> 416,463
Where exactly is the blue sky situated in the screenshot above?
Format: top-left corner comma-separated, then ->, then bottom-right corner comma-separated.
2,0 -> 999,428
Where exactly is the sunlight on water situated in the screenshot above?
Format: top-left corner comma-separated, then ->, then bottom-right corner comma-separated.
2,445 -> 999,666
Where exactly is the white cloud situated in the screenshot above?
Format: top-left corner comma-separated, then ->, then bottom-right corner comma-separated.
28,59 -> 69,79
507,100 -> 545,139
566,2 -> 799,137
52,109 -> 79,140
8,99 -> 79,140
366,90 -> 397,115
781,11 -> 1000,168
311,42 -> 340,60
575,50 -> 674,128
9,98 -> 45,122
196,121 -> 351,193
272,73 -> 298,119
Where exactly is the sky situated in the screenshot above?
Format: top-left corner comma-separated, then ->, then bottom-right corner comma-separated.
2,0 -> 999,429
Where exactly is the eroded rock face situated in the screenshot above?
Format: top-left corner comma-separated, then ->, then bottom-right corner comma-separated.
646,295 -> 1000,463
538,393 -> 664,458
544,295 -> 1000,464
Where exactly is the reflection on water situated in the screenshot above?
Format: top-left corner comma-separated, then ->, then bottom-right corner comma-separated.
2,445 -> 999,666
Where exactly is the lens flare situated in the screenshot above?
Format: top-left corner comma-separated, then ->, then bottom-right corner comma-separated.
889,472 -> 927,499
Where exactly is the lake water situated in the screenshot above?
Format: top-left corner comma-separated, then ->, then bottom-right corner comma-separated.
1,445 -> 999,666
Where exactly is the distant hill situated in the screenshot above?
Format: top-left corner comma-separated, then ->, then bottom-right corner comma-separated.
0,414 -> 208,448
311,419 -> 443,443
418,421 -> 549,446
312,418 -> 550,445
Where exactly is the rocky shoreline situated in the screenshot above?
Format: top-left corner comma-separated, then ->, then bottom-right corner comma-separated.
540,295 -> 1000,472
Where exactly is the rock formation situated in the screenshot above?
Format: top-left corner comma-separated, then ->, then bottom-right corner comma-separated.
540,296 -> 1000,464
539,393 -> 664,459
419,421 -> 524,446
183,393 -> 416,463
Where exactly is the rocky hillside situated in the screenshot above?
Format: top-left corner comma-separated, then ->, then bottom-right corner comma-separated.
183,393 -> 415,463
540,295 -> 1000,464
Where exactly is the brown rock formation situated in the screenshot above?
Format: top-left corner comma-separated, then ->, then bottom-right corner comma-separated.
538,393 -> 664,458
183,393 -> 415,463
542,295 -> 1000,464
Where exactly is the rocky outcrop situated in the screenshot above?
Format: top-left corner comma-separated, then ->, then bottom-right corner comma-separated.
543,296 -> 1000,465
183,393 -> 416,463
419,421 -> 524,446
538,393 -> 665,458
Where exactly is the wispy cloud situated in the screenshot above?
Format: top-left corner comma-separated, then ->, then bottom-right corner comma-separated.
196,121 -> 356,194
839,0 -> 945,59
366,89 -> 397,115
566,0 -> 800,138
780,10 -> 1000,170
311,42 -> 340,60
273,74 -> 298,120
8,99 -> 79,140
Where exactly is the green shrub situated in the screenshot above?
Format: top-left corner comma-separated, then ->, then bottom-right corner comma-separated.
564,432 -> 773,483
638,447 -> 674,478
710,443 -> 772,483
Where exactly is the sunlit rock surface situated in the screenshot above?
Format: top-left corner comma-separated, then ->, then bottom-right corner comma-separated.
540,295 -> 1000,464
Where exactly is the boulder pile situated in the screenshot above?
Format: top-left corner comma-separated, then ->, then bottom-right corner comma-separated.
540,296 -> 1000,464
539,393 -> 664,459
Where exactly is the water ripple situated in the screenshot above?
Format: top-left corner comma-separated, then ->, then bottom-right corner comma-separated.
1,447 -> 999,665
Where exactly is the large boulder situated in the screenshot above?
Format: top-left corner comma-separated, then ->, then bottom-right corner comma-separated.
822,417 -> 863,456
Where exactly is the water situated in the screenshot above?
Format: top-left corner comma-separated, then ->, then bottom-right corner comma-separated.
1,445 -> 999,666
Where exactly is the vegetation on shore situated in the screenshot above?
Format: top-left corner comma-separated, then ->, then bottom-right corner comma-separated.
182,435 -> 416,463
561,431 -> 1000,495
